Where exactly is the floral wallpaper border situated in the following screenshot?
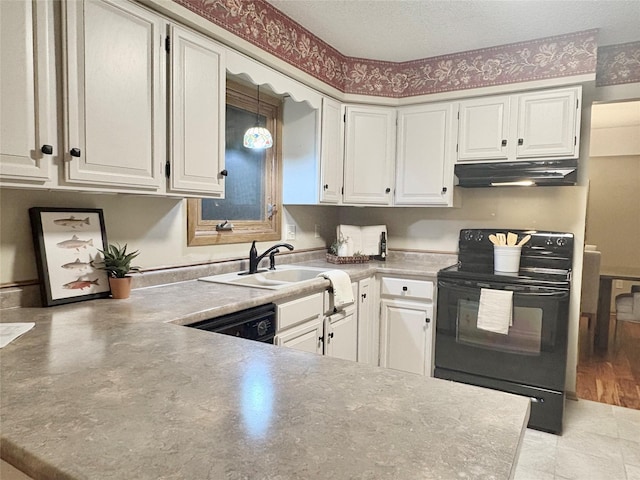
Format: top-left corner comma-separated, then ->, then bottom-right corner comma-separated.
596,41 -> 640,87
174,0 -> 637,97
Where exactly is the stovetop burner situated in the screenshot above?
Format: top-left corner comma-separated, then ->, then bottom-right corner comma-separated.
439,229 -> 574,288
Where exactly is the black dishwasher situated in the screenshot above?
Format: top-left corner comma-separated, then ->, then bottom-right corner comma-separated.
187,303 -> 276,344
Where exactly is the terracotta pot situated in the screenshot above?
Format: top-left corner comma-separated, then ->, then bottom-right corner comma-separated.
108,276 -> 132,299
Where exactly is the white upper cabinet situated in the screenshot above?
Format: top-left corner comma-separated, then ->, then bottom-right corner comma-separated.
0,0 -> 56,182
343,105 -> 396,205
319,97 -> 343,204
168,24 -> 225,195
516,88 -> 580,159
63,0 -> 164,189
457,96 -> 511,161
457,86 -> 581,163
395,102 -> 457,206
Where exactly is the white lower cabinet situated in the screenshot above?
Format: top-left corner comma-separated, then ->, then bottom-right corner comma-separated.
378,276 -> 435,376
276,319 -> 324,354
275,292 -> 324,354
324,304 -> 358,361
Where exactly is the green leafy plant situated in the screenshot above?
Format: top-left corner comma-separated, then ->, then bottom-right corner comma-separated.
329,233 -> 349,255
98,243 -> 141,278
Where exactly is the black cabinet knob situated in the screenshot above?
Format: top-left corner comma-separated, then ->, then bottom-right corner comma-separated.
41,144 -> 53,155
319,336 -> 324,342
328,332 -> 334,339
385,187 -> 391,193
441,187 -> 447,194
70,148 -> 81,157
425,318 -> 431,324
402,286 -> 408,291
220,169 -> 228,176
361,293 -> 367,299
501,139 -> 507,147
518,138 -> 524,146
324,184 -> 329,190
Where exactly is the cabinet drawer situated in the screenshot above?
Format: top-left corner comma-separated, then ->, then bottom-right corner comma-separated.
277,293 -> 323,331
380,277 -> 433,300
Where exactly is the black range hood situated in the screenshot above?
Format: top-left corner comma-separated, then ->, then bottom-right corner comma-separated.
455,159 -> 578,187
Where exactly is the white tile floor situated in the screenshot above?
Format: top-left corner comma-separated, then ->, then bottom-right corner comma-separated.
515,399 -> 640,480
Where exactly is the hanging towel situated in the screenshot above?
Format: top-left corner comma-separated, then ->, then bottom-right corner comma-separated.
317,270 -> 354,310
476,288 -> 513,335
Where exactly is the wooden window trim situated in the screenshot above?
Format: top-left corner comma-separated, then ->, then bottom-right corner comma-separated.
187,81 -> 282,246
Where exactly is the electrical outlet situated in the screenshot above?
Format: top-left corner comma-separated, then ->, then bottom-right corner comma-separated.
286,224 -> 296,240
314,225 -> 321,238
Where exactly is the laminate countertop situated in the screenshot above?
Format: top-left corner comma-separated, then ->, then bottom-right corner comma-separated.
0,256 -> 530,479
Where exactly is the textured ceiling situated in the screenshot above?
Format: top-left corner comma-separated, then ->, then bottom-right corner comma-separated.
267,0 -> 640,62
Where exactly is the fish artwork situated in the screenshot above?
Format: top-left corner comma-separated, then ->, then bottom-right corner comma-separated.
56,235 -> 93,250
53,216 -> 91,228
61,258 -> 92,271
62,278 -> 99,290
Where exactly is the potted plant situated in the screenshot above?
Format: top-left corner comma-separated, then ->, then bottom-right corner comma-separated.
98,243 -> 141,299
329,233 -> 349,257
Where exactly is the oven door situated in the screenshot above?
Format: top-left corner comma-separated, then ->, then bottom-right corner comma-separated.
435,278 -> 570,390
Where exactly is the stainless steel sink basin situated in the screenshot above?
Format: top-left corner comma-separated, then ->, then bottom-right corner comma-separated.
198,265 -> 329,290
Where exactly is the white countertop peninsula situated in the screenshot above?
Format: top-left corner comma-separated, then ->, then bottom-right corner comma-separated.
1,254 -> 530,479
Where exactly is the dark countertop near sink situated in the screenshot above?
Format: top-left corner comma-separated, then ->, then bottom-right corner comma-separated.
1,253 -> 530,479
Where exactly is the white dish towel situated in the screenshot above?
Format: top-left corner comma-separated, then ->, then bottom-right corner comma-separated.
476,288 -> 513,335
317,270 -> 354,310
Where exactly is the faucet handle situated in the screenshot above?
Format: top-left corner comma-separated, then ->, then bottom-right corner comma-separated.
268,249 -> 280,270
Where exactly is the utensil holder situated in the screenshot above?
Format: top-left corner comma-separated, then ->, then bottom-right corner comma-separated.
493,245 -> 522,273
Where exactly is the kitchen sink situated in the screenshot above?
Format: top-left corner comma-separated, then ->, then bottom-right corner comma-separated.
198,265 -> 329,290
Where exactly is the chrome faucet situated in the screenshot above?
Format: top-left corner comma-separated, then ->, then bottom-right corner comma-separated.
248,241 -> 294,274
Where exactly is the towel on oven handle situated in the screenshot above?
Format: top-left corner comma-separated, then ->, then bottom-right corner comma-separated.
477,288 -> 513,335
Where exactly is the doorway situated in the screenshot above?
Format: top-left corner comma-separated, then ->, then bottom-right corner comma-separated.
577,100 -> 640,409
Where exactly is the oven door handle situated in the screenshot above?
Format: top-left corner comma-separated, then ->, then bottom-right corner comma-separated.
438,280 -> 568,298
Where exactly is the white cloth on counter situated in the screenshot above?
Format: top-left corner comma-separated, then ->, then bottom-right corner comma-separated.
476,288 -> 513,335
0,322 -> 35,348
317,270 -> 354,310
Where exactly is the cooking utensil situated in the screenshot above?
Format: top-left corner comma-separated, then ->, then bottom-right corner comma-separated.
507,232 -> 517,246
517,234 -> 531,247
488,234 -> 499,246
497,233 -> 506,246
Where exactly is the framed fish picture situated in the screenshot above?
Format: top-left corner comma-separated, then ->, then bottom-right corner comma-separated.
29,207 -> 110,307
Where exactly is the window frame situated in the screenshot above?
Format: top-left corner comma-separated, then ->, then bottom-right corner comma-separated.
187,81 -> 282,246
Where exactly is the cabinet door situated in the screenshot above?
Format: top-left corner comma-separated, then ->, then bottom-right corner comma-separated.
64,0 -> 164,189
516,88 -> 580,159
343,106 -> 395,205
396,103 -> 457,205
356,277 -> 374,365
275,320 -> 323,355
0,0 -> 55,182
380,299 -> 434,376
325,304 -> 358,361
457,96 -> 510,161
319,97 -> 343,203
169,24 -> 225,195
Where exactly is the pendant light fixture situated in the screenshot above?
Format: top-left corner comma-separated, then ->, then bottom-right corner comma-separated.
243,85 -> 273,149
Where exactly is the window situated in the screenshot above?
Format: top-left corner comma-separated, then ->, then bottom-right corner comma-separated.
187,81 -> 281,246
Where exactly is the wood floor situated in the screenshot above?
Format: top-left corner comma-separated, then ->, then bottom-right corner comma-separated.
576,314 -> 640,410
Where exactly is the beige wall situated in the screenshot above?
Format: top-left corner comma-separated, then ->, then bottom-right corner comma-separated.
585,155 -> 640,273
0,188 -> 337,285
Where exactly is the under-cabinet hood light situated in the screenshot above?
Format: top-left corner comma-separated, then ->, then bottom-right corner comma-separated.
490,180 -> 536,187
